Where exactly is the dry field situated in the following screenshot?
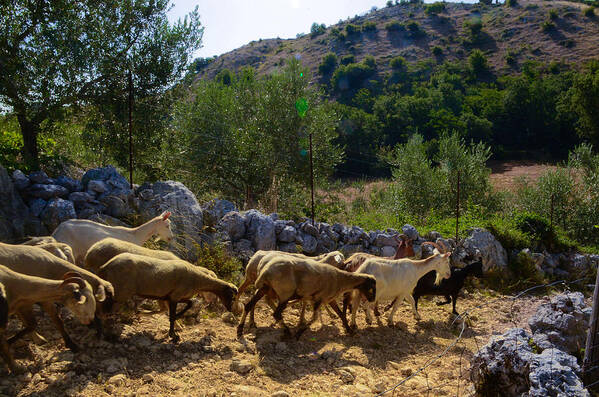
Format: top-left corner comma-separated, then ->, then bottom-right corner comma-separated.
1,288 -> 550,397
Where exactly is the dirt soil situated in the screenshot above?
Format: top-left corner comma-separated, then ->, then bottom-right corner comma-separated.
488,160 -> 557,192
1,288 -> 551,397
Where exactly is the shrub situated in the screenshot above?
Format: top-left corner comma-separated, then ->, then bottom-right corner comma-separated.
548,9 -> 558,20
340,54 -> 355,65
194,242 -> 242,284
331,59 -> 377,91
425,2 -> 446,15
330,27 -> 345,40
432,46 -> 443,56
310,22 -> 326,37
362,21 -> 377,32
389,56 -> 407,70
541,20 -> 556,32
584,7 -> 595,17
318,53 -> 338,75
506,0 -> 517,7
469,49 -> 489,76
464,17 -> 483,39
479,0 -> 492,4
345,24 -> 361,35
505,51 -> 516,65
385,20 -> 404,31
387,0 -> 394,7
406,21 -> 425,37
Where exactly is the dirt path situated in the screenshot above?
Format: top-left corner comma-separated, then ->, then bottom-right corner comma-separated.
1,289 -> 549,397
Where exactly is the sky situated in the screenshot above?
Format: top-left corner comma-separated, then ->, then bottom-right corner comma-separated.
166,0 -> 392,58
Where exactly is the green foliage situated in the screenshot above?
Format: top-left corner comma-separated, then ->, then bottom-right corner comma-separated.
479,0 -> 493,4
385,21 -> 404,32
464,18 -> 483,40
340,54 -> 356,65
584,7 -> 595,17
425,2 -> 446,16
345,24 -> 361,35
362,22 -> 377,32
318,53 -> 338,75
565,64 -> 599,146
549,9 -> 559,20
432,46 -> 443,56
0,0 -> 203,169
505,51 -> 517,65
506,0 -> 518,7
194,242 -> 242,284
469,49 -> 489,76
330,27 -> 345,40
332,57 -> 377,92
406,21 -> 425,37
541,20 -> 556,32
509,250 -> 545,285
310,22 -> 327,37
174,59 -> 342,210
216,69 -> 234,85
387,0 -> 394,7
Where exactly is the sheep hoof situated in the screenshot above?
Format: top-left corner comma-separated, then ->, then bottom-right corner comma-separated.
387,321 -> 394,328
414,316 -> 421,322
65,341 -> 80,353
170,334 -> 180,344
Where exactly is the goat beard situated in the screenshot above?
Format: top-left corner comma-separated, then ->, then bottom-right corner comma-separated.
434,272 -> 442,286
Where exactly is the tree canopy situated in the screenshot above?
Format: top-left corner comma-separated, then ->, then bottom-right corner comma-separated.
0,0 -> 203,167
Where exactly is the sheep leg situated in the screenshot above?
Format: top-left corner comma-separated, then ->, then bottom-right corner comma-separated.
92,315 -> 104,338
451,294 -> 459,315
0,332 -> 22,374
387,296 -> 404,327
298,301 -> 308,326
384,298 -> 397,312
168,301 -> 183,343
349,292 -> 360,330
7,308 -> 38,345
295,301 -> 321,340
237,286 -> 266,338
328,301 -> 353,335
405,294 -> 421,321
273,300 -> 291,339
41,302 -> 79,352
436,295 -> 452,306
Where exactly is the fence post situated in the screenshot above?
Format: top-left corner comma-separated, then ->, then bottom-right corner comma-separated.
127,68 -> 134,189
309,133 -> 315,226
549,194 -> 554,228
456,171 -> 460,241
583,268 -> 599,386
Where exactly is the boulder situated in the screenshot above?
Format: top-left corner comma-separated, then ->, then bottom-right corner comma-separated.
0,165 -> 35,240
401,224 -> 419,241
87,180 -> 107,194
201,199 -> 236,226
373,233 -> 399,248
41,198 -> 76,232
317,231 -> 336,252
54,175 -> 82,192
29,198 -> 47,218
81,166 -> 125,189
87,213 -> 129,227
278,225 -> 297,243
381,246 -> 396,257
99,195 -> 131,219
11,170 -> 30,190
25,183 -> 69,200
470,328 -> 533,396
138,180 -> 204,260
300,221 -> 319,237
217,211 -> 246,241
245,210 -> 275,250
28,170 -> 52,184
301,233 -> 317,254
528,348 -> 588,397
529,292 -> 591,355
462,228 -> 508,271
346,226 -> 368,245
68,191 -> 96,211
278,242 -> 297,253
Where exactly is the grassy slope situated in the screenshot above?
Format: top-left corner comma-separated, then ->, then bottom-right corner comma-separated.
194,0 -> 599,81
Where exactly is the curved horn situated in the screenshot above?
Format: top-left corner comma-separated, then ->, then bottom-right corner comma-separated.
61,271 -> 83,280
422,241 -> 441,252
438,240 -> 449,254
61,277 -> 86,290
95,285 -> 106,302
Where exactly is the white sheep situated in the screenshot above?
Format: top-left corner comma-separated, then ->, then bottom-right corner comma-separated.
237,254 -> 376,340
348,244 -> 452,329
0,266 -> 95,373
52,211 -> 174,265
237,250 -> 345,327
97,253 -> 238,342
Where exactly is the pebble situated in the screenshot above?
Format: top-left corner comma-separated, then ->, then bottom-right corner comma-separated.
271,391 -> 290,397
371,381 -> 386,393
105,384 -> 115,394
336,369 -> 354,384
142,374 -> 154,383
224,371 -> 236,377
230,359 -> 254,374
31,373 -> 42,384
108,374 -> 127,387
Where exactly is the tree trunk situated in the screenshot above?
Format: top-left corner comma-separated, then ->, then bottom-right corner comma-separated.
16,114 -> 40,170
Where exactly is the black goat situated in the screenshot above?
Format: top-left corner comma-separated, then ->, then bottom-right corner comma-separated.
384,261 -> 484,315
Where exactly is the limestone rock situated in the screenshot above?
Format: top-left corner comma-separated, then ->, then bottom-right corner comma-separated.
218,211 -> 246,241
528,348 -> 588,397
202,199 -> 236,226
11,170 -> 30,190
401,224 -> 419,241
40,198 -> 76,232
278,225 -> 297,243
462,228 -> 508,271
25,183 -> 69,200
230,359 -> 254,374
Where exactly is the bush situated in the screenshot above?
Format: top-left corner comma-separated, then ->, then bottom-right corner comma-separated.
425,2 -> 446,15
194,242 -> 242,284
432,46 -> 443,56
318,52 -> 338,75
385,21 -> 404,31
479,0 -> 492,4
584,7 -> 595,17
387,0 -> 394,7
549,9 -> 558,20
506,0 -> 517,7
345,24 -> 361,35
541,20 -> 556,32
505,52 -> 516,65
310,22 -> 326,37
389,56 -> 407,70
340,54 -> 355,65
330,27 -> 345,40
331,59 -> 377,91
469,49 -> 489,76
464,17 -> 483,39
362,21 -> 377,32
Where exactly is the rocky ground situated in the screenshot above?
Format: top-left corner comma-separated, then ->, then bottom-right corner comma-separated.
0,287 -> 555,397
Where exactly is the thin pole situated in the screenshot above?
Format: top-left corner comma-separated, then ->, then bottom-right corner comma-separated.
550,194 -> 554,228
456,171 -> 460,241
128,68 -> 133,189
309,133 -> 315,225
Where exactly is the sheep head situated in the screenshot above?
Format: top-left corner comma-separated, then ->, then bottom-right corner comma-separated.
60,274 -> 96,325
357,275 -> 377,302
217,284 -> 238,312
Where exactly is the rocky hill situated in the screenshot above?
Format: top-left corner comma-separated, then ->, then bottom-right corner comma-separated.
193,0 -> 599,81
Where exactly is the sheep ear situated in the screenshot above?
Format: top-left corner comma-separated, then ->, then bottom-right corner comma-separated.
161,211 -> 172,221
73,290 -> 86,305
95,286 -> 106,302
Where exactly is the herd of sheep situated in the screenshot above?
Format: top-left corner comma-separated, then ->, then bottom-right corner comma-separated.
0,211 -> 484,375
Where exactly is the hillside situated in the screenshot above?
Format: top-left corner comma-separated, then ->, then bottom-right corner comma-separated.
193,0 -> 599,81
